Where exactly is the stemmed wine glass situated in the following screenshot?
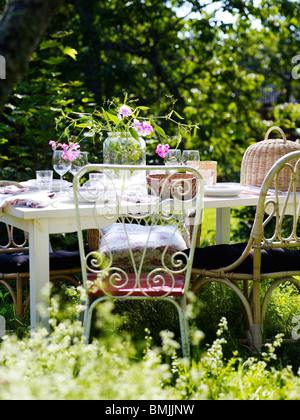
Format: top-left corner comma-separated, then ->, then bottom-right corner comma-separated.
52,150 -> 71,193
69,152 -> 89,177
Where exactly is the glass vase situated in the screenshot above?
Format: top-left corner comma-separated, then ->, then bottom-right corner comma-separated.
103,132 -> 146,166
103,132 -> 147,189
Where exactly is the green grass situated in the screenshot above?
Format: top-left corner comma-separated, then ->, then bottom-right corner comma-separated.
201,208 -> 216,243
201,207 -> 242,245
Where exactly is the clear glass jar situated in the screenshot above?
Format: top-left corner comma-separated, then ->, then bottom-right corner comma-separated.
103,132 -> 146,165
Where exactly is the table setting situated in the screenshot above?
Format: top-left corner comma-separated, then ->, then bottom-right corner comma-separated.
163,148 -> 250,198
6,106 -> 290,216
162,147 -> 288,199
1,149 -> 90,211
1,123 -> 293,216
0,154 -> 284,216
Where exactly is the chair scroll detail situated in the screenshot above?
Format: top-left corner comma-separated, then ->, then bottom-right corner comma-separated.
74,164 -> 204,357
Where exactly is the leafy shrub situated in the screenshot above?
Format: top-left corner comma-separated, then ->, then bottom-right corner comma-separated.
0,31 -> 96,182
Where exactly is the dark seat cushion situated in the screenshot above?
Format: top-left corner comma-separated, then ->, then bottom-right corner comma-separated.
181,243 -> 300,274
0,250 -> 81,274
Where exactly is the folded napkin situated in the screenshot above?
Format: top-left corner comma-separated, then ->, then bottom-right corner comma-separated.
0,189 -> 55,219
0,185 -> 27,195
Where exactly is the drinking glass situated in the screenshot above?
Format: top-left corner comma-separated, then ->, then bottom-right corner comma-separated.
182,150 -> 200,167
199,169 -> 214,186
164,149 -> 182,166
52,150 -> 71,192
36,170 -> 53,192
70,152 -> 89,176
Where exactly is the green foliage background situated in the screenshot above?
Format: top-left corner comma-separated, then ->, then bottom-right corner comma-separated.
0,0 -> 299,181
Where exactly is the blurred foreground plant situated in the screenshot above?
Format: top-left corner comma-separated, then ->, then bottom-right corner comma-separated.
0,295 -> 300,400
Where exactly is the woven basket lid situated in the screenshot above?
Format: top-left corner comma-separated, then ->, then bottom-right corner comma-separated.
241,126 -> 300,191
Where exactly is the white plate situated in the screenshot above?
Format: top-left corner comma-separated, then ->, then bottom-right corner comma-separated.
22,179 -> 72,192
204,183 -> 245,197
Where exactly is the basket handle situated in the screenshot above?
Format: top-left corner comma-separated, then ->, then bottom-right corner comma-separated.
264,126 -> 287,142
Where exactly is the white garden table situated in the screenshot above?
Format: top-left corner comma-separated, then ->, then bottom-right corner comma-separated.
0,190 -> 271,331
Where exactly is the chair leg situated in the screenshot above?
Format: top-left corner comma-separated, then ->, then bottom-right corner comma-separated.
82,297 -> 92,344
177,297 -> 191,358
16,276 -> 24,320
251,280 -> 263,352
180,314 -> 191,358
82,296 -> 107,344
250,324 -> 263,353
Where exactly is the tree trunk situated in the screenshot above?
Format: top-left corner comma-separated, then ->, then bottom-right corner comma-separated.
0,0 -> 62,111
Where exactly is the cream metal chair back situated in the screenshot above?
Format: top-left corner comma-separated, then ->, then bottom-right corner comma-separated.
74,164 -> 204,357
253,151 -> 300,252
191,151 -> 300,352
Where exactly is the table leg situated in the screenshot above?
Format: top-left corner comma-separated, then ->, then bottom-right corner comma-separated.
216,208 -> 231,244
28,219 -> 50,332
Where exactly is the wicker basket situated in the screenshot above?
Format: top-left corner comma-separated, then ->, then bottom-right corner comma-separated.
241,126 -> 300,192
147,173 -> 197,200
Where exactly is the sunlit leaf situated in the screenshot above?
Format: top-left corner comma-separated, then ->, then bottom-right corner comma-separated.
106,111 -> 121,125
61,46 -> 78,61
129,127 -> 139,141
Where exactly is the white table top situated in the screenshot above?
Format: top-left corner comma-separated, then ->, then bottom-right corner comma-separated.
203,194 -> 260,209
3,191 -> 263,220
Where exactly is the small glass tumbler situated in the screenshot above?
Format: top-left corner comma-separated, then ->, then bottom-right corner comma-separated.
199,169 -> 214,186
164,149 -> 182,166
36,170 -> 53,191
182,150 -> 200,166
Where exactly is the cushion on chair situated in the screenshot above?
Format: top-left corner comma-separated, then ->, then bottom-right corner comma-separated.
181,243 -> 300,274
99,223 -> 187,271
87,272 -> 186,297
0,250 -> 81,274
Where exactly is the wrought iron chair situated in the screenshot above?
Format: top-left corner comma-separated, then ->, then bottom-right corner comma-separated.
190,151 -> 300,352
0,181 -> 81,320
74,164 -> 204,357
